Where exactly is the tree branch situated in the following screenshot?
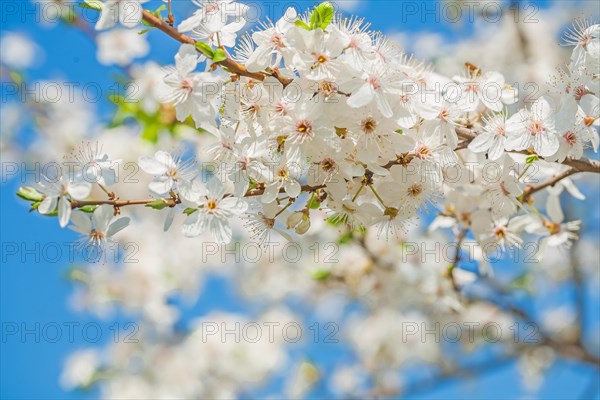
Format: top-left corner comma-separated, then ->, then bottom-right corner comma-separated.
140,10 -> 292,86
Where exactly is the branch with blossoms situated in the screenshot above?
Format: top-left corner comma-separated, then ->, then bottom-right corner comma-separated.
17,0 -> 600,251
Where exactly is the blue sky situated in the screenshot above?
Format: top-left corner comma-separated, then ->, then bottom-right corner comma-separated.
1,1 -> 599,399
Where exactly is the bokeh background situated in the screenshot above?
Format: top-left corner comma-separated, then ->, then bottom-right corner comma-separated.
1,0 -> 599,399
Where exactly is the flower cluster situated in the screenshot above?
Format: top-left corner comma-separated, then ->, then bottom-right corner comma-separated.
20,2 -> 599,260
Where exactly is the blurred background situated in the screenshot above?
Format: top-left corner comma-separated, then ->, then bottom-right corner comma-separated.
1,0 -> 599,399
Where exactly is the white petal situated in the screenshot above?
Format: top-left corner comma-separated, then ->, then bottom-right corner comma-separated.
92,204 -> 113,233
163,208 -> 176,232
138,155 -> 169,175
210,217 -> 232,244
546,195 -> 564,223
38,196 -> 57,214
69,210 -> 92,234
347,83 -> 374,109
284,179 -> 301,198
107,217 -> 130,237
58,197 -> 71,228
149,177 -> 173,195
68,182 -> 92,200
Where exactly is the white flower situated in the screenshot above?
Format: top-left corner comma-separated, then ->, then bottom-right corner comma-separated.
96,28 -> 149,66
347,61 -> 404,118
60,350 -> 100,389
178,0 -> 249,33
162,44 -> 221,130
419,98 -> 468,149
182,177 -> 247,244
261,161 -> 303,204
0,32 -> 38,69
95,0 -> 149,30
468,113 -> 508,160
38,175 -> 92,228
564,20 -> 599,69
453,70 -> 511,112
505,96 -> 559,157
243,201 -> 293,246
287,26 -> 346,81
138,150 -> 198,198
73,142 -> 120,187
69,205 -> 130,252
245,8 -> 297,73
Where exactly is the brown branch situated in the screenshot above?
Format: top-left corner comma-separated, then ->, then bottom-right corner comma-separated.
139,9 -> 599,176
455,127 -> 600,174
140,10 -> 292,86
520,168 -> 580,203
70,183 -> 326,210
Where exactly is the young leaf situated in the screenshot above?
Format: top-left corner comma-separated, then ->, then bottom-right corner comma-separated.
310,1 -> 334,30
183,208 -> 198,216
195,42 -> 214,59
295,20 -> 310,30
79,205 -> 99,213
525,154 -> 539,164
312,269 -> 331,281
17,186 -> 44,202
213,48 -> 227,63
146,199 -> 169,210
80,0 -> 103,11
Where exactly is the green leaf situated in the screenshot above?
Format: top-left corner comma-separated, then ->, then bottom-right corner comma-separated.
295,20 -> 310,30
307,196 -> 320,210
525,154 -> 539,164
17,186 -> 44,202
310,1 -> 334,30
183,208 -> 198,216
80,0 -> 103,11
138,28 -> 154,35
9,70 -> 23,86
395,129 -> 404,134
212,48 -> 227,63
312,269 -> 331,281
145,199 -> 169,210
141,123 -> 161,143
338,231 -> 354,244
79,205 -> 98,213
195,42 -> 214,59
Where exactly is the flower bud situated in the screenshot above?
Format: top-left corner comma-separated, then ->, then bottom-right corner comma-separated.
286,211 -> 304,230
